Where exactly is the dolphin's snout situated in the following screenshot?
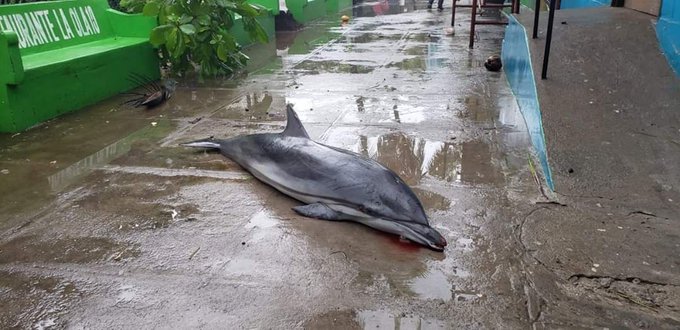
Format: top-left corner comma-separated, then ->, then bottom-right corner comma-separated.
401,222 -> 447,252
430,232 -> 447,251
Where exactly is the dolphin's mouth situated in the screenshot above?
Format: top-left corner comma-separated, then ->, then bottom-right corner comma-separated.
428,237 -> 448,251
397,221 -> 447,252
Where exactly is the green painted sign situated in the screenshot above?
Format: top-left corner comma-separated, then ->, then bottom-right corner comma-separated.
0,0 -> 159,133
0,5 -> 102,48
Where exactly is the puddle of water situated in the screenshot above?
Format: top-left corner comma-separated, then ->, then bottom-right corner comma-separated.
211,92 -> 285,121
322,130 -> 504,187
408,268 -> 452,301
411,187 -> 450,211
460,141 -> 502,185
457,95 -> 494,123
0,235 -> 139,264
393,40 -> 451,72
224,258 -> 262,275
48,120 -> 174,192
356,132 -> 459,185
305,310 -> 360,329
275,22 -> 342,55
0,270 -> 81,329
294,60 -> 375,74
0,95 -> 184,226
342,32 -> 404,44
245,210 -> 279,230
73,171 -> 204,231
352,0 -> 418,18
357,309 -> 446,329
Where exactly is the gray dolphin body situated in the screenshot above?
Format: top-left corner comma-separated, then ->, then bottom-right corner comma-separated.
182,105 -> 447,251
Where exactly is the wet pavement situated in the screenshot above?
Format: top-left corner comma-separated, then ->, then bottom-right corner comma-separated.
516,7 -> 680,329
1,2 -> 677,329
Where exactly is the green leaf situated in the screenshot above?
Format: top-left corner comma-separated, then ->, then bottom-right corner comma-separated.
227,3 -> 261,17
149,27 -> 167,46
158,5 -> 168,24
142,0 -> 259,77
171,35 -> 186,59
242,17 -> 268,44
216,43 -> 229,62
179,14 -> 193,24
197,15 -> 211,26
215,0 -> 233,8
179,24 -> 197,35
166,28 -> 178,53
196,31 -> 209,42
142,1 -> 160,16
220,32 -> 236,52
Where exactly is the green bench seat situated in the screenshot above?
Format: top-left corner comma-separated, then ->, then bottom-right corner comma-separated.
0,0 -> 159,133
22,37 -> 147,70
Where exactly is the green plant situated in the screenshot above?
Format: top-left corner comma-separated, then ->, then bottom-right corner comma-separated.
120,0 -> 268,77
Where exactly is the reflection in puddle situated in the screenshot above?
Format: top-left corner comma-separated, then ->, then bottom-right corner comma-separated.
411,187 -> 450,211
461,141 -> 501,185
458,95 -> 494,122
275,23 -> 341,55
408,269 -> 452,301
357,309 -> 445,329
222,92 -> 280,120
353,132 -> 503,186
295,60 -> 375,74
358,133 -> 457,185
47,120 -> 173,192
352,0 -> 418,17
48,137 -> 132,192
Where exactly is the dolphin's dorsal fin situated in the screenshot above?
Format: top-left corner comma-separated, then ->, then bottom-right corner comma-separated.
283,104 -> 310,138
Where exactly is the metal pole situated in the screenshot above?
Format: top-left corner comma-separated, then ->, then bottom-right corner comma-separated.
469,0 -> 477,48
451,0 -> 457,27
532,0 -> 540,38
541,0 -> 556,79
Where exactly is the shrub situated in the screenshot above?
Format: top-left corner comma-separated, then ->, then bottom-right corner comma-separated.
120,0 -> 268,77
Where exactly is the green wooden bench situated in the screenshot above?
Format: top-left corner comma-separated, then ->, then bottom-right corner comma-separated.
286,0 -> 327,24
0,0 -> 159,133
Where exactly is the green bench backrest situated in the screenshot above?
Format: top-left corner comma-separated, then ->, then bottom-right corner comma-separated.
0,0 -> 116,56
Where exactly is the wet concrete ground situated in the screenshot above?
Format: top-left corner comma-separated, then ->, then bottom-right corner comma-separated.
517,7 -> 680,329
0,2 -> 677,329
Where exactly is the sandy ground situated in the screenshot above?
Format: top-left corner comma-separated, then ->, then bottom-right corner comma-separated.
0,2 -> 678,329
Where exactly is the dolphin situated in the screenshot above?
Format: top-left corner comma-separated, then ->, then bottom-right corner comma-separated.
181,105 -> 447,251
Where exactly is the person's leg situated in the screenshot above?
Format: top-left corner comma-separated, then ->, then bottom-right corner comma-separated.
436,0 -> 444,10
427,0 -> 434,9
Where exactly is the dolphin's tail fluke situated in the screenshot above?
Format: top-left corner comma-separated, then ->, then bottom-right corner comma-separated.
181,137 -> 221,149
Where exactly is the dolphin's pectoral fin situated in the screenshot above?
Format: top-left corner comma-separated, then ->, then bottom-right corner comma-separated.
292,203 -> 342,220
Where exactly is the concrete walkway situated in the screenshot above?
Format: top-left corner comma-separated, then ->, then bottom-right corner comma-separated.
517,7 -> 680,329
0,4 -> 539,328
0,2 -> 678,329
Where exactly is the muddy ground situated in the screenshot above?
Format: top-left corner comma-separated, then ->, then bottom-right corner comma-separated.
0,2 -> 678,329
